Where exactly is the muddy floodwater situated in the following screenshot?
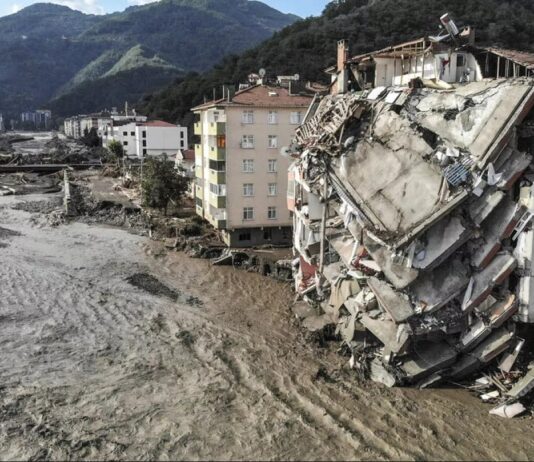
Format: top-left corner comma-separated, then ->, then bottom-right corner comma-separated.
1,192 -> 534,460
9,131 -> 59,157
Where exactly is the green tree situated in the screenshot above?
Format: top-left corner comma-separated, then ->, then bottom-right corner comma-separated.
81,127 -> 101,147
107,139 -> 125,158
141,155 -> 188,215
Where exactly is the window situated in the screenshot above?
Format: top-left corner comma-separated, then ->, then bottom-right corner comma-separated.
217,135 -> 226,148
268,183 -> 277,196
263,229 -> 272,241
131,131 -> 135,136
457,54 -> 466,67
209,160 -> 225,171
290,111 -> 303,125
241,135 -> 254,149
268,135 -> 278,149
180,131 -> 184,139
143,148 -> 147,156
210,183 -> 226,196
243,207 -> 254,221
195,197 -> 203,207
142,131 -> 146,138
242,110 -> 254,124
268,159 -> 277,173
123,131 -> 127,136
242,159 -> 254,173
123,141 -> 128,146
268,207 -> 277,220
243,183 -> 254,196
142,140 -> 147,147
239,232 -> 251,241
268,111 -> 278,124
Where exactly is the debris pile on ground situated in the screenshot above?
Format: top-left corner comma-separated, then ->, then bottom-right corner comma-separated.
67,182 -> 151,233
0,172 -> 62,196
290,77 -> 534,416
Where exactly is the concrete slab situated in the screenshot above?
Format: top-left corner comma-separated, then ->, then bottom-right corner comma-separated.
411,258 -> 469,313
462,253 -> 517,312
401,341 -> 457,382
367,277 -> 414,323
414,215 -> 471,271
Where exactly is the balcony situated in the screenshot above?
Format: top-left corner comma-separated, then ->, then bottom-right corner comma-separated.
208,145 -> 226,161
207,122 -> 225,136
208,169 -> 226,184
208,207 -> 227,229
194,122 -> 201,135
209,193 -> 226,209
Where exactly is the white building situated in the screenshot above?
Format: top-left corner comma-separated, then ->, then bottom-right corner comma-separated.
134,121 -> 187,158
102,119 -> 187,159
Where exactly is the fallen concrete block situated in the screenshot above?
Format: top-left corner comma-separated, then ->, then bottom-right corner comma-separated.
507,368 -> 534,399
401,341 -> 457,382
359,313 -> 410,354
489,402 -> 526,418
367,277 -> 414,323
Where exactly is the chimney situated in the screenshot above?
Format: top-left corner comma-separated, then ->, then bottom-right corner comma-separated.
222,84 -> 235,102
337,39 -> 349,94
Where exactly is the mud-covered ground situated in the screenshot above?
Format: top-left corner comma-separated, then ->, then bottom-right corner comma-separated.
1,192 -> 534,460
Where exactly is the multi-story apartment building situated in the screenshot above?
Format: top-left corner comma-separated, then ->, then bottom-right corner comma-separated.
192,84 -> 313,247
101,120 -> 187,159
0,113 -> 5,133
21,109 -> 52,129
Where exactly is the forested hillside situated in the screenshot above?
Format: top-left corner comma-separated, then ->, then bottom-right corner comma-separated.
141,0 -> 534,127
0,0 -> 298,117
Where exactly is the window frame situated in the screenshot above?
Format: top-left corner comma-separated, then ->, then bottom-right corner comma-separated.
268,183 -> 278,196
268,135 -> 278,149
243,207 -> 254,221
242,110 -> 254,124
268,206 -> 277,220
243,183 -> 254,197
242,159 -> 255,173
268,159 -> 277,173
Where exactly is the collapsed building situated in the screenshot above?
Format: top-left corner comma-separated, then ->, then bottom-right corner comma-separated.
288,14 -> 534,415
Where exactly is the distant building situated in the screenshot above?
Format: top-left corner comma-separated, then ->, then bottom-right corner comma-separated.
65,112 -> 147,140
20,109 -> 52,129
0,113 -> 5,133
192,83 -> 313,247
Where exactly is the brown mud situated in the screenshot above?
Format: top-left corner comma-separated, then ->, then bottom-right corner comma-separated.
0,191 -> 534,460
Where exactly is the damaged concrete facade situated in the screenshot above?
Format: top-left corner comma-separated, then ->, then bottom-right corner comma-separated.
289,16 -> 534,409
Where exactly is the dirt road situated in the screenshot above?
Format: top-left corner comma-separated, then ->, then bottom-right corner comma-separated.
1,192 -> 533,460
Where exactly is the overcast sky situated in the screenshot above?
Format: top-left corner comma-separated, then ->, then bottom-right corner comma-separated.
0,0 -> 330,18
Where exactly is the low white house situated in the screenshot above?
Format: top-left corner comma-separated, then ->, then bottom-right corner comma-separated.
134,121 -> 187,158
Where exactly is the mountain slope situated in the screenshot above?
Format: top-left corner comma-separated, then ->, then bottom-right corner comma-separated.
0,0 -> 299,118
141,0 -> 534,126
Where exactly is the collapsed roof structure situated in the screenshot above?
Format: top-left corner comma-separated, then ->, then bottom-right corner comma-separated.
289,14 -> 534,416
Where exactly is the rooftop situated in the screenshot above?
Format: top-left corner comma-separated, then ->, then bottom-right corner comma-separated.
140,120 -> 177,127
192,84 -> 314,111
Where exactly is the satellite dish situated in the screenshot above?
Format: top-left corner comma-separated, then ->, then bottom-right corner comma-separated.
294,74 -> 300,81
259,68 -> 266,78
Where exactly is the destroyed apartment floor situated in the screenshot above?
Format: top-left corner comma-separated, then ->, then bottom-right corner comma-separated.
3,191 -> 534,460
291,77 -> 534,416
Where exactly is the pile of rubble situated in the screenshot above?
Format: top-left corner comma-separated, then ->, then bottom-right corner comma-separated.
290,77 -> 534,416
